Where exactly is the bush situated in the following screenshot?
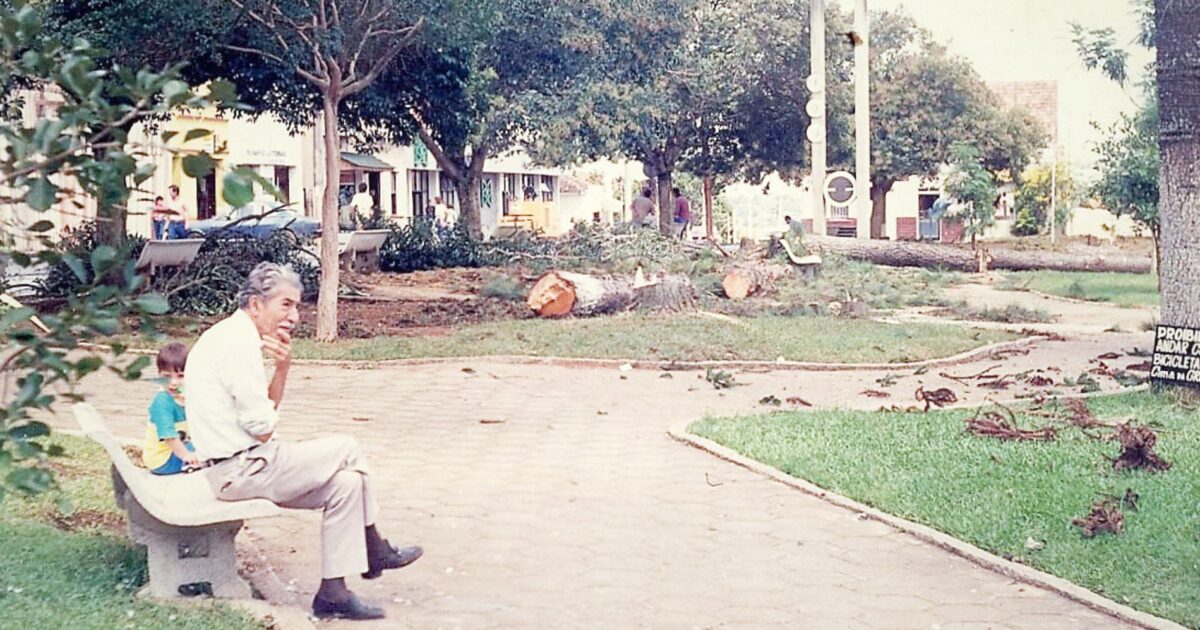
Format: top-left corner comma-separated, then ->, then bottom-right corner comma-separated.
378,221 -> 491,273
39,223 -> 148,298
163,231 -> 318,315
39,223 -> 318,316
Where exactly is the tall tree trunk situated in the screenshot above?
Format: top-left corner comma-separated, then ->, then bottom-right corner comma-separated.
316,87 -> 342,342
1156,0 -> 1200,331
869,180 -> 891,239
656,170 -> 673,236
454,170 -> 483,240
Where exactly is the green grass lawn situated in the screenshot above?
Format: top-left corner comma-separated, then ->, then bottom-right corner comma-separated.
290,315 -> 1015,363
692,392 -> 1200,627
0,436 -> 260,630
1001,270 -> 1160,307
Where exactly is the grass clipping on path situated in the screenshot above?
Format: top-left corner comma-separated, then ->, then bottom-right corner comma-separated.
692,392 -> 1200,627
292,314 -> 1014,364
0,436 -> 260,629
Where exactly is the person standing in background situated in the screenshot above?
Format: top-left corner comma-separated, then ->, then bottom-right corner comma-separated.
164,185 -> 189,239
672,187 -> 692,239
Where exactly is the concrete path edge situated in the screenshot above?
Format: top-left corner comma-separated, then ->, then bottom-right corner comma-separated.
667,419 -> 1187,630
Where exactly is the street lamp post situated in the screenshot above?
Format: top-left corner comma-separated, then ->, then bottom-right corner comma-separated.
808,0 -> 827,238
854,0 -> 871,239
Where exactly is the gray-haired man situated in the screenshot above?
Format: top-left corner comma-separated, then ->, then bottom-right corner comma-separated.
185,262 -> 421,620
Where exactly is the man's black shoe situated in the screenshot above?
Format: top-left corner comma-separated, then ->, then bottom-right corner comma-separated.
312,594 -> 386,620
362,541 -> 423,580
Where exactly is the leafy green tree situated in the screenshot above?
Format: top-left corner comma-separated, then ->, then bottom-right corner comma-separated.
943,143 -> 996,248
46,0 -> 426,341
866,11 -> 1044,239
342,0 -> 577,240
0,2 -> 231,503
1012,163 -> 1076,236
1071,0 -> 1159,252
545,0 -> 771,235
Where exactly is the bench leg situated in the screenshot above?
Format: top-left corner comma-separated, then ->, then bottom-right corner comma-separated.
123,492 -> 253,599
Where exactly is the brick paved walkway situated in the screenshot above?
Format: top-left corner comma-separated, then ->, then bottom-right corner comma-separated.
57,333 -> 1154,629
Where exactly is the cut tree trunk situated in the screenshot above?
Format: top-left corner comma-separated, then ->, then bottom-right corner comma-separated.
804,235 -> 1153,274
527,270 -> 695,317
722,262 -> 794,300
1156,0 -> 1200,330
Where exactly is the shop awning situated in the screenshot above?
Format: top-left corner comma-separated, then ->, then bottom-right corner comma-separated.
340,152 -> 394,172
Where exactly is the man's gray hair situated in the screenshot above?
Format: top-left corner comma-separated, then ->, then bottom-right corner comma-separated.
237,262 -> 303,308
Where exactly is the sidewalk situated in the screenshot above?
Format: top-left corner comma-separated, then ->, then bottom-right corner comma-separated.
57,334 -> 1151,628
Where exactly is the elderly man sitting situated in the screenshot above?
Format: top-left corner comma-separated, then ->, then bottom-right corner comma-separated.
184,262 -> 421,620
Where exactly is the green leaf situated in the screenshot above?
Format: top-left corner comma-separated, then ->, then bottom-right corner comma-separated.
90,245 -> 118,277
122,355 -> 151,380
208,79 -> 238,104
221,171 -> 255,207
184,128 -> 212,142
63,254 -> 88,283
7,467 -> 53,495
0,306 -> 34,330
161,79 -> 190,104
181,154 -> 215,178
134,293 -> 170,315
27,219 -> 54,232
9,421 -> 50,439
91,318 -> 120,335
74,356 -> 104,377
161,130 -> 179,143
26,177 -> 58,211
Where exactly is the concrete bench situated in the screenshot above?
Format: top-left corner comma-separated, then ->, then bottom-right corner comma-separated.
135,239 -> 205,274
337,229 -> 390,274
72,403 -> 282,599
779,238 -> 823,280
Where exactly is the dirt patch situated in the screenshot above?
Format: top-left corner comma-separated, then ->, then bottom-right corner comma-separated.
49,508 -> 125,533
295,297 -> 532,339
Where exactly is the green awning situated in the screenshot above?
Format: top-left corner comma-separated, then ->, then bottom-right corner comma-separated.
340,152 -> 394,171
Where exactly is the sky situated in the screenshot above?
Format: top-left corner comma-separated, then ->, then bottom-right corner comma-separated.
862,0 -> 1152,173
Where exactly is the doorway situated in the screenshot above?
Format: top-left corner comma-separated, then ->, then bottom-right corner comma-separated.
197,171 -> 217,219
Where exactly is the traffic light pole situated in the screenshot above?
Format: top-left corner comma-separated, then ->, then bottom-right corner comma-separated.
809,0 -> 827,238
854,0 -> 871,239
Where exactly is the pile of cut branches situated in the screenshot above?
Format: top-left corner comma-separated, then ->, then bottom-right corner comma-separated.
964,405 -> 1057,441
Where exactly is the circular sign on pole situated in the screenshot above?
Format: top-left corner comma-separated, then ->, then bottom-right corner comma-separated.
823,171 -> 858,207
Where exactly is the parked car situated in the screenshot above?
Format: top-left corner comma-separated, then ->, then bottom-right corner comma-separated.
187,201 -> 321,240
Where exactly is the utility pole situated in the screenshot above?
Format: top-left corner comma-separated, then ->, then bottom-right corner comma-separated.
854,0 -> 870,239
808,0 -> 827,237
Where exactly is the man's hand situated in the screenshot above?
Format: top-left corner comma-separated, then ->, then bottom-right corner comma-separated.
262,328 -> 293,368
182,451 -> 201,467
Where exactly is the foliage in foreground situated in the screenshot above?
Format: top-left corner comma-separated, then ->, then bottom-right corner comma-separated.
693,392 -> 1200,627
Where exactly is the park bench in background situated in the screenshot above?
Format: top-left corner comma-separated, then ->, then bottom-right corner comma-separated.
779,237 -> 823,280
337,229 -> 389,274
73,403 -> 282,599
134,239 -> 205,274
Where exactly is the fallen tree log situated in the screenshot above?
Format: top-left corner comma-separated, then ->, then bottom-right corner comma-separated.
804,235 -> 1153,274
722,262 -> 793,300
527,270 -> 696,317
